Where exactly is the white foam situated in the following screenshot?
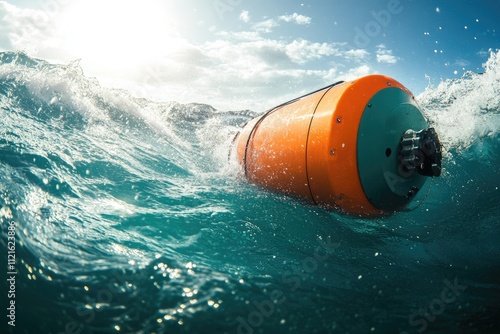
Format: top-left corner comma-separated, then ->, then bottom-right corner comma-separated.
418,50 -> 500,154
0,58 -> 108,121
0,54 -> 195,152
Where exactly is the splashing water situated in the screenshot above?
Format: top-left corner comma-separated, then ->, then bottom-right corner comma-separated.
418,50 -> 500,156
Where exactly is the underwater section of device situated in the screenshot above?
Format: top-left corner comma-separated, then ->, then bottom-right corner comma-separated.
232,75 -> 442,216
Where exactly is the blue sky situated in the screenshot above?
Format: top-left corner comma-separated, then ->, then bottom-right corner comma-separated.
0,0 -> 498,110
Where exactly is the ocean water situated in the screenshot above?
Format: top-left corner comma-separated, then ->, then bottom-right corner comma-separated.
0,50 -> 499,334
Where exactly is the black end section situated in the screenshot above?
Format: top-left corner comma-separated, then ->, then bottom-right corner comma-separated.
399,128 -> 442,177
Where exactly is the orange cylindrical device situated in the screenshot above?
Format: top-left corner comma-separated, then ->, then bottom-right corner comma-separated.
233,75 -> 442,216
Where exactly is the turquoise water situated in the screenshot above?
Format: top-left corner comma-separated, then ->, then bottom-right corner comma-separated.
0,50 -> 499,334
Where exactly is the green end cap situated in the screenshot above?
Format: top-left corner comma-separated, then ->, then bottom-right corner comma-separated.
357,88 -> 429,211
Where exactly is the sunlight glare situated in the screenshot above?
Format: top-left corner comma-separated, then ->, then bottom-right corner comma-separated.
61,0 -> 183,69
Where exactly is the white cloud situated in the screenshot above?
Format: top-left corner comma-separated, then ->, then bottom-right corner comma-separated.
133,34 -> 360,110
0,1 -> 62,58
216,30 -> 262,42
253,19 -> 279,33
279,13 -> 312,25
340,65 -> 372,80
376,44 -> 399,64
285,39 -> 340,64
345,49 -> 370,61
323,65 -> 372,84
253,12 -> 311,33
477,49 -> 490,58
377,54 -> 398,64
0,2 -> 377,111
201,37 -> 332,70
454,58 -> 470,67
239,10 -> 250,23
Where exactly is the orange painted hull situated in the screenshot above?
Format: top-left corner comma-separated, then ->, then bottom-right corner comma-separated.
234,75 -> 438,216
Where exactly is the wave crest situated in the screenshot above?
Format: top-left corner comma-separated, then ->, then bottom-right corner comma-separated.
418,49 -> 500,154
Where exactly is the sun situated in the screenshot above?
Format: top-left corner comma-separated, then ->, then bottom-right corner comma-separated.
60,0 -> 184,70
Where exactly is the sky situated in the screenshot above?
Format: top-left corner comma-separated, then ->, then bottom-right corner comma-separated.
0,0 -> 498,111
